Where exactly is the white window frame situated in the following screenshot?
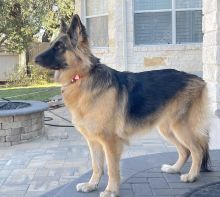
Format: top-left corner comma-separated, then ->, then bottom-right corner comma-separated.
133,0 -> 203,45
84,0 -> 109,48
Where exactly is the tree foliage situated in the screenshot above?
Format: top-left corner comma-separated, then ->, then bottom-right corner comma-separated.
42,0 -> 74,34
0,0 -> 48,52
0,0 -> 74,53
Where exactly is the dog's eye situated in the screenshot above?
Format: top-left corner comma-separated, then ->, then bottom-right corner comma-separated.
54,42 -> 65,52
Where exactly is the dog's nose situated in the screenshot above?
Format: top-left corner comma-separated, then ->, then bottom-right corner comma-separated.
34,56 -> 41,64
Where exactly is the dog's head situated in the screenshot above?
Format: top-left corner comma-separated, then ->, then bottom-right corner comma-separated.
35,14 -> 90,71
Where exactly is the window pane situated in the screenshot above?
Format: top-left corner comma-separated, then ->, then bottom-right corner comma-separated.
86,16 -> 108,47
134,12 -> 172,45
86,0 -> 108,16
134,0 -> 171,11
176,10 -> 203,43
176,0 -> 202,9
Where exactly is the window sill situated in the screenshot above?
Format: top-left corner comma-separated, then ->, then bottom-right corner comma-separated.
133,43 -> 202,52
91,47 -> 109,54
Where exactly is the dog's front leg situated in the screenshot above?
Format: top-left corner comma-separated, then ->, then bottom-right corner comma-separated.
76,139 -> 104,192
100,137 -> 123,197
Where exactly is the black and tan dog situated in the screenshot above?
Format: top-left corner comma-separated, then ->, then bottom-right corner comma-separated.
35,15 -> 210,197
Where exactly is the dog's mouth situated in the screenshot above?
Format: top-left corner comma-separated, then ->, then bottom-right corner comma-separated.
51,66 -> 60,70
52,63 -> 68,70
39,65 -> 62,70
34,56 -> 46,67
34,57 -> 67,70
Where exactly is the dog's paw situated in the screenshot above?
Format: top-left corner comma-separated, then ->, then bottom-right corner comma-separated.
180,173 -> 197,183
161,164 -> 179,174
76,182 -> 98,192
100,191 -> 119,197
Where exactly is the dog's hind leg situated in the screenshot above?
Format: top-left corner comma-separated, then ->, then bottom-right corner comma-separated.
171,121 -> 205,182
159,123 -> 190,174
170,87 -> 209,182
100,136 -> 123,197
76,139 -> 104,193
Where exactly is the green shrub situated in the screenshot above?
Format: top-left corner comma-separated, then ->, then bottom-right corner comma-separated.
6,64 -> 53,87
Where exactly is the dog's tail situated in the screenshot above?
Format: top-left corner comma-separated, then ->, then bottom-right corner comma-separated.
201,140 -> 211,172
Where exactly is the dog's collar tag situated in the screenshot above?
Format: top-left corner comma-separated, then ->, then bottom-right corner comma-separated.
71,74 -> 80,83
74,74 -> 80,81
62,74 -> 81,93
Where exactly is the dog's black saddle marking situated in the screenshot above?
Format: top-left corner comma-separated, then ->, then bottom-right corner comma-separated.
117,69 -> 200,120
90,64 -> 203,122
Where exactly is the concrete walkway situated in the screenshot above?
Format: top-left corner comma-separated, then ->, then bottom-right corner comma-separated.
0,106 -> 219,197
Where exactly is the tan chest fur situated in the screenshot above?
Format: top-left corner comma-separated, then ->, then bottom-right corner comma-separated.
62,82 -> 119,139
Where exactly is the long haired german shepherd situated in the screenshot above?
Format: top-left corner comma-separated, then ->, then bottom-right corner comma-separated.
35,15 -> 210,197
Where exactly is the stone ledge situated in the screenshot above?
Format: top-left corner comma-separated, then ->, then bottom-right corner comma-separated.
91,47 -> 109,54
0,101 -> 48,117
134,43 -> 202,52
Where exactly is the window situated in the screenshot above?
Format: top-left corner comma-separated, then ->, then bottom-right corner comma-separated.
85,0 -> 108,47
176,0 -> 202,43
134,0 -> 203,45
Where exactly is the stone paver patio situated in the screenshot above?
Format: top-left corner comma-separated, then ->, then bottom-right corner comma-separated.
42,150 -> 220,197
0,106 -> 219,197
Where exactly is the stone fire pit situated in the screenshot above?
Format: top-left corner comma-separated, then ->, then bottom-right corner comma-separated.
0,100 -> 48,146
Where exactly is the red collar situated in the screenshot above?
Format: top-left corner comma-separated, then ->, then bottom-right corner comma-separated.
61,74 -> 80,93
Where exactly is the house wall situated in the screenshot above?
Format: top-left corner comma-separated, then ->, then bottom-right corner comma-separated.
125,0 -> 202,75
76,0 -> 203,75
0,53 -> 20,81
126,44 -> 202,74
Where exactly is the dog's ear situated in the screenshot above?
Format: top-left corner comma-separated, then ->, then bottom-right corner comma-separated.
60,18 -> 68,34
68,14 -> 88,46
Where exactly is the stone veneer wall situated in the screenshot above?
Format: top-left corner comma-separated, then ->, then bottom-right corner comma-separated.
75,0 -> 203,74
203,0 -> 220,112
0,112 -> 44,146
126,44 -> 202,74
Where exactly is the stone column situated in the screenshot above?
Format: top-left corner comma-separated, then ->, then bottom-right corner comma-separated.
203,0 -> 220,113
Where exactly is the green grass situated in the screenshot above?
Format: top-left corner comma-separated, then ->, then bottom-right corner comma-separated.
0,84 -> 61,101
